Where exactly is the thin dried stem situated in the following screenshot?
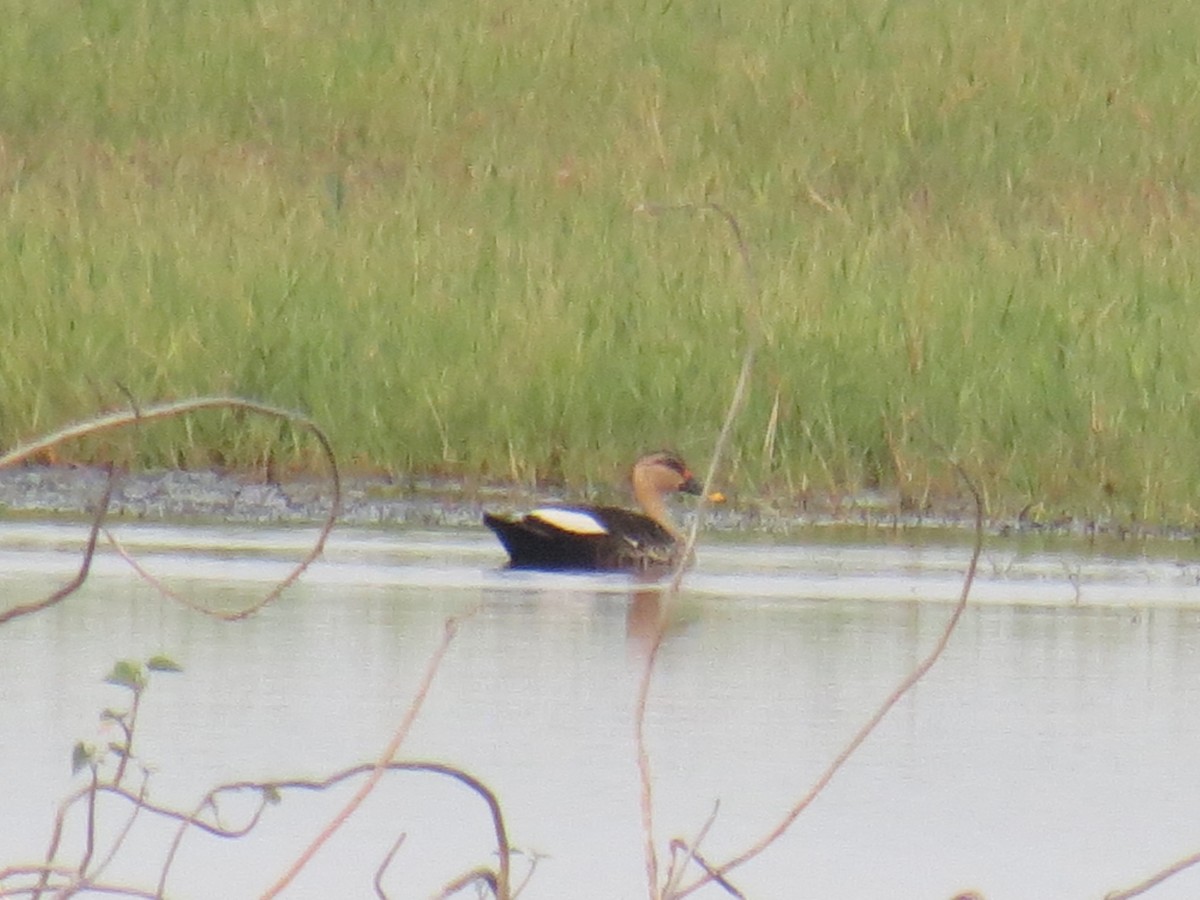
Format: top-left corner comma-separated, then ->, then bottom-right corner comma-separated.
259,611 -> 479,899
34,778 -> 101,898
666,840 -> 746,898
662,801 -> 722,897
156,782 -> 274,894
103,528 -> 254,618
86,772 -> 150,886
25,759 -> 508,899
32,769 -> 150,898
0,465 -> 115,626
373,833 -> 406,900
0,864 -> 74,898
0,870 -> 165,899
434,868 -> 499,898
1106,850 -> 1200,899
637,202 -> 760,595
634,627 -> 667,899
77,767 -> 99,881
0,396 -> 342,623
633,201 -> 763,899
672,465 -> 985,897
509,850 -> 542,899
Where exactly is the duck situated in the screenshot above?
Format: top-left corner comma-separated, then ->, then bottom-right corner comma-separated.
483,450 -> 704,571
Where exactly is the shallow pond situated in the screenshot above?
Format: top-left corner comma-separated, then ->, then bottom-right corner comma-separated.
3,521 -> 1200,899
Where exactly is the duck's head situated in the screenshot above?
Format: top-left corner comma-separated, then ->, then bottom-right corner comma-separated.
633,450 -> 704,497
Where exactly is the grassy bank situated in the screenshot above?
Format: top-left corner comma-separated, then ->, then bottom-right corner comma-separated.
3,0 -> 1200,524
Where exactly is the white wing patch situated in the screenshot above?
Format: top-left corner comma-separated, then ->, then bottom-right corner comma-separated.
529,508 -> 609,535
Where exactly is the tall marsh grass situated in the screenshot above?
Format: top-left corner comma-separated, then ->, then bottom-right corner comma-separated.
3,0 -> 1200,522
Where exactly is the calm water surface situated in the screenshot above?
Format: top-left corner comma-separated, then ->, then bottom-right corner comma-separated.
3,521 -> 1200,899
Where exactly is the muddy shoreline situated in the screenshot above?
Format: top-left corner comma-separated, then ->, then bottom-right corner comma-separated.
0,464 -> 1195,545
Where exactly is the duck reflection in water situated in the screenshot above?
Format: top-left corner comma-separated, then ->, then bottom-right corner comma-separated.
627,588 -> 670,652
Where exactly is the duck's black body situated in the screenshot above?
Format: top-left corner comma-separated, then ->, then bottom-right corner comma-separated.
483,451 -> 703,572
484,506 -> 682,571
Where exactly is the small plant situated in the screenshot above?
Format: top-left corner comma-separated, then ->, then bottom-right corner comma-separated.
0,657 -> 183,899
1,645 -> 524,900
72,656 -> 183,787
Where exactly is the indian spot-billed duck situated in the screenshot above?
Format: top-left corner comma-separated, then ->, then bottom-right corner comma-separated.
483,450 -> 704,571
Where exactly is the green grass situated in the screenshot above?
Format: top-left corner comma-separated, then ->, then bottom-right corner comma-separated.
3,0 -> 1200,524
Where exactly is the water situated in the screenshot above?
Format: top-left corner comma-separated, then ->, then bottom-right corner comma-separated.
3,521 -> 1200,899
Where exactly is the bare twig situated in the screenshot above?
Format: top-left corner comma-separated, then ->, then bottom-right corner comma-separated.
0,863 -> 75,898
85,771 -> 151,887
666,840 -> 746,898
28,758 -> 509,900
636,201 -> 761,595
373,833 -> 406,900
0,465 -> 116,626
0,396 -> 342,623
79,766 -> 99,879
0,868 -> 166,899
509,849 -> 542,898
662,802 -> 722,897
634,620 -> 668,898
1106,849 -> 1200,899
434,867 -> 499,898
258,611 -> 484,899
37,775 -> 270,900
31,769 -> 151,900
34,782 -> 90,897
633,201 -> 763,899
102,528 -> 258,618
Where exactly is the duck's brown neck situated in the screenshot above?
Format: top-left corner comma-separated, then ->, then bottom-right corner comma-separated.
632,475 -> 681,539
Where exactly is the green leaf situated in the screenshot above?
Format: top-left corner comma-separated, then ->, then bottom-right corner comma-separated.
71,742 -> 93,775
104,660 -> 145,691
146,655 -> 183,673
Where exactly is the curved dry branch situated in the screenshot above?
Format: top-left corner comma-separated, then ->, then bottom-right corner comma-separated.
666,841 -> 744,899
662,802 -> 725,898
33,764 -> 142,899
87,773 -> 151,888
0,867 -> 164,900
193,763 -> 506,898
0,864 -> 75,899
0,466 -> 115,626
33,760 -> 509,900
671,465 -> 986,897
101,528 -> 230,617
256,612 -> 493,899
0,396 -> 342,623
508,850 -> 542,899
373,833 -> 407,900
1106,849 -> 1200,899
434,867 -> 499,899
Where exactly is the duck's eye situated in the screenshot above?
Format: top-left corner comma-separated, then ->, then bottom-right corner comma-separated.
660,457 -> 687,476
